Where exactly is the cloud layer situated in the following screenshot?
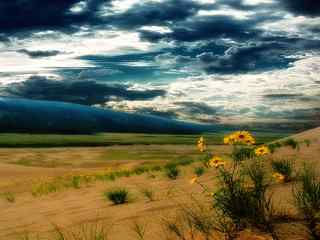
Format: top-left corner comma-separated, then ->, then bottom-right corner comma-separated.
0,0 -> 319,129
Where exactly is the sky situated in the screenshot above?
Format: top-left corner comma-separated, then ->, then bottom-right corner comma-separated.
0,0 -> 319,128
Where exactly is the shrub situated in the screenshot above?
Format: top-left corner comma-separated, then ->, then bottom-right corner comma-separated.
271,159 -> 293,182
213,162 -> 276,236
105,188 -> 129,205
165,165 -> 180,180
293,165 -> 320,239
193,166 -> 205,177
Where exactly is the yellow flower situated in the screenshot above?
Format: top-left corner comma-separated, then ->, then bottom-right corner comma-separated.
272,172 -> 285,183
223,136 -> 228,144
198,136 -> 205,144
197,143 -> 206,152
223,131 -> 255,146
197,136 -> 207,152
190,176 -> 198,184
254,146 -> 270,156
208,156 -> 225,168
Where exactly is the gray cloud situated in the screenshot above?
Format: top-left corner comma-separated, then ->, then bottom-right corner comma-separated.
3,76 -> 166,105
279,0 -> 320,17
17,49 -> 63,58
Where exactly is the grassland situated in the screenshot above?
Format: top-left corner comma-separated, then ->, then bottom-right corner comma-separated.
0,131 -> 289,148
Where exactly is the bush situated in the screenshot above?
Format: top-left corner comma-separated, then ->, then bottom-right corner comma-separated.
271,159 -> 293,182
294,165 -> 320,239
105,188 -> 129,205
165,165 -> 180,180
213,161 -> 276,236
194,166 -> 205,177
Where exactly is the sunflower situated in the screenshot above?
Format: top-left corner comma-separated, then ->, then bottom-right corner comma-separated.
223,131 -> 255,145
254,146 -> 270,156
208,156 -> 225,168
272,172 -> 285,183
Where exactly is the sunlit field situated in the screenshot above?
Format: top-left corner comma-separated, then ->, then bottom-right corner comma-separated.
0,128 -> 319,240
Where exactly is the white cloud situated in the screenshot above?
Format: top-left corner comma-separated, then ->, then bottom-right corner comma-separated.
105,56 -> 320,123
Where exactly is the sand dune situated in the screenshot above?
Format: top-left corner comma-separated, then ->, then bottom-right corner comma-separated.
0,127 -> 319,240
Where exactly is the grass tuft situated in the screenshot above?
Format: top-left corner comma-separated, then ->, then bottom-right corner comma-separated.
140,188 -> 156,202
294,164 -> 320,239
271,159 -> 294,182
105,188 -> 129,205
165,165 -> 180,180
1,191 -> 16,203
193,166 -> 205,177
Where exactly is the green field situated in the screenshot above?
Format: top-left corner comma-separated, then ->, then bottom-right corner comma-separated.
0,131 -> 290,148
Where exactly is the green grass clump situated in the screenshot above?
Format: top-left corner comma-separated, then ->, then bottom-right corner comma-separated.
194,166 -> 205,177
105,188 -> 129,205
165,165 -> 180,180
267,142 -> 282,153
133,166 -> 151,175
294,165 -> 320,239
1,191 -> 15,203
32,181 -> 60,197
282,138 -> 299,150
271,159 -> 294,182
71,176 -> 81,189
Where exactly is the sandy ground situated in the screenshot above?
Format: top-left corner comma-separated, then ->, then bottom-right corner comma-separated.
0,127 -> 319,240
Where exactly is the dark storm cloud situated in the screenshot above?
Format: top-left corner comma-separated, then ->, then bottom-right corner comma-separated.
279,0 -> 320,17
140,15 -> 261,43
0,0 -> 111,36
257,107 -> 320,122
105,0 -> 206,29
0,0 -> 209,40
134,108 -> 179,119
17,49 -> 63,58
196,37 -> 320,74
197,42 -> 294,74
263,93 -> 303,99
3,76 -> 166,105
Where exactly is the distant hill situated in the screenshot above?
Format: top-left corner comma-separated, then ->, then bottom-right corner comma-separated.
0,97 -> 221,134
